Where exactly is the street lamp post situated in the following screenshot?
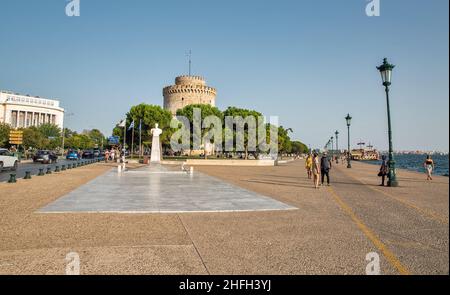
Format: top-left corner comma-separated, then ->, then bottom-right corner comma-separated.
345,114 -> 352,168
61,112 -> 74,156
330,136 -> 334,161
377,58 -> 398,187
335,130 -> 339,163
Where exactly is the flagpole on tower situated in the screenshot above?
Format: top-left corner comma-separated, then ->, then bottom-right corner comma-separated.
186,50 -> 192,76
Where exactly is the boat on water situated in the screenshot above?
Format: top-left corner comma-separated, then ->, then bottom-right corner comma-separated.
350,142 -> 380,161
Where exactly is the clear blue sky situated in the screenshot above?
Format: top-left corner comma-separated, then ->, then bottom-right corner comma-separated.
0,0 -> 448,151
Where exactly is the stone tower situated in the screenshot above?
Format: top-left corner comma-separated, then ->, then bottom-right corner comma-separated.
163,75 -> 217,116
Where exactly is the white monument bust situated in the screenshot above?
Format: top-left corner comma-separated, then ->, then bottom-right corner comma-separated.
150,123 -> 162,163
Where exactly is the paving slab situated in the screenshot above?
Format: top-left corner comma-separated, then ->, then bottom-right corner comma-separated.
39,165 -> 295,213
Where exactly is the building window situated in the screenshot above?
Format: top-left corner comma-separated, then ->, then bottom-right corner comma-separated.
18,112 -> 25,128
11,111 -> 18,128
26,112 -> 32,127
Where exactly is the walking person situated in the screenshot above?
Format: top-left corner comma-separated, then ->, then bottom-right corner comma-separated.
424,155 -> 435,181
305,153 -> 313,179
312,153 -> 321,189
104,149 -> 110,163
378,155 -> 388,186
320,152 -> 332,186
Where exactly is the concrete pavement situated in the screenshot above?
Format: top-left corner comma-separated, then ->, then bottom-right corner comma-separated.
40,164 -> 295,213
0,160 -> 447,274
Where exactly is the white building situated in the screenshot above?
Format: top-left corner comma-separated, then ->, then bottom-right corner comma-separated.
0,90 -> 64,129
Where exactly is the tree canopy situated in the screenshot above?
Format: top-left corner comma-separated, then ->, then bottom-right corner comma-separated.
0,123 -> 106,151
113,104 -> 173,150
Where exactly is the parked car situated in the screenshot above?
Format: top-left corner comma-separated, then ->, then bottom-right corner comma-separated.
93,149 -> 101,158
66,150 -> 80,160
0,148 -> 19,171
82,150 -> 95,159
33,150 -> 58,164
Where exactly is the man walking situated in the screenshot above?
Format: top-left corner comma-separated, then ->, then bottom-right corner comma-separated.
320,152 -> 332,186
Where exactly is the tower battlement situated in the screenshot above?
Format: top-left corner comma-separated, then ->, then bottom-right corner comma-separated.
163,75 -> 217,116
175,75 -> 206,86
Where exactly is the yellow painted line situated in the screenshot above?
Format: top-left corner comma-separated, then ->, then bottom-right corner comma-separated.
340,169 -> 448,225
327,187 -> 411,275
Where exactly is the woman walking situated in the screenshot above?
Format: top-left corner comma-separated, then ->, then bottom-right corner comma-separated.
312,153 -> 321,189
378,155 -> 388,186
424,155 -> 435,181
305,153 -> 313,179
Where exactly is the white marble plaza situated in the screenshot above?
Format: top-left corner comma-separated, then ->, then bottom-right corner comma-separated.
39,165 -> 296,213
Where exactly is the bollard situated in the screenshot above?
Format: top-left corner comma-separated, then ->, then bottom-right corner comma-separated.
61,165 -> 66,171
190,166 -> 194,174
46,167 -> 52,174
67,163 -> 71,169
8,174 -> 17,183
117,165 -> 122,173
24,171 -> 32,180
55,165 -> 60,173
38,168 -> 45,176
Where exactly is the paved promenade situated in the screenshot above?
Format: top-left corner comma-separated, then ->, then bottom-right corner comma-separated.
0,160 -> 448,274
40,164 -> 294,213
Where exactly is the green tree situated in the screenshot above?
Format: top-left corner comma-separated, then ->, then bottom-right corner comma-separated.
223,107 -> 262,159
64,134 -> 95,150
278,126 -> 293,157
0,123 -> 11,147
23,127 -> 46,149
113,104 -> 173,153
82,129 -> 105,148
291,141 -> 309,155
38,123 -> 61,138
176,104 -> 223,159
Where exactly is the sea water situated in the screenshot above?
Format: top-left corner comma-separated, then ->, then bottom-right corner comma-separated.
365,153 -> 449,176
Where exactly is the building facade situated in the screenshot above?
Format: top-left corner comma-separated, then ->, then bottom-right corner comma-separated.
0,90 -> 64,129
163,75 -> 217,115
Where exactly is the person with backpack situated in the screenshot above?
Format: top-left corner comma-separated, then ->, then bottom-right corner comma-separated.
320,152 -> 332,186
